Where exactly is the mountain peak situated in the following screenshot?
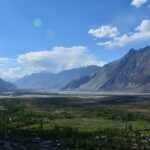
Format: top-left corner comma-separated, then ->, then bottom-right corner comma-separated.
128,49 -> 137,55
129,48 -> 136,52
72,45 -> 150,93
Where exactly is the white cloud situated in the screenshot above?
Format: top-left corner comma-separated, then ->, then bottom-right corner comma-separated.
17,46 -> 106,72
0,58 -> 23,80
97,20 -> 150,47
135,19 -> 150,31
0,46 -> 106,79
131,0 -> 148,8
1,68 -> 22,80
88,25 -> 119,38
0,58 -> 10,63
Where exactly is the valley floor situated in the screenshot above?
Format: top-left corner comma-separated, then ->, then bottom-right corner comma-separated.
0,91 -> 150,149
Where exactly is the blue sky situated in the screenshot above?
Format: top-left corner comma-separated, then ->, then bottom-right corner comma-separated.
0,0 -> 150,79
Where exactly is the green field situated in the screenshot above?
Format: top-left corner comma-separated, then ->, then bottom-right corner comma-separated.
0,92 -> 150,149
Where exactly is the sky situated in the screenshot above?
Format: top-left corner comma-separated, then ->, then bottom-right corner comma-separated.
0,0 -> 150,80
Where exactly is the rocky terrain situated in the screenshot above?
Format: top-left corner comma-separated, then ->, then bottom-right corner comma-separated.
64,46 -> 150,93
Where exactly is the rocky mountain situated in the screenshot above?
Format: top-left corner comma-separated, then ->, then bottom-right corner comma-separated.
0,78 -> 17,91
63,74 -> 95,90
64,46 -> 150,93
15,65 -> 100,90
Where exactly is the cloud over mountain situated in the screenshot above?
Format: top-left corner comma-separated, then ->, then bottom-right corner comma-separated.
0,46 -> 106,79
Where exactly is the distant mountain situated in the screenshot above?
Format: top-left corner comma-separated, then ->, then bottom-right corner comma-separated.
63,74 -> 95,90
65,46 -> 150,93
0,78 -> 17,91
14,65 -> 100,90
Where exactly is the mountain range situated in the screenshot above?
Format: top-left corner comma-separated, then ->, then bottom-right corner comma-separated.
14,65 -> 100,90
0,45 -> 149,93
64,46 -> 150,93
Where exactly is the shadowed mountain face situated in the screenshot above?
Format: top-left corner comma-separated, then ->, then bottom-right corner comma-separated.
65,46 -> 150,93
14,65 -> 100,90
98,47 -> 150,92
0,78 -> 17,91
63,75 -> 95,90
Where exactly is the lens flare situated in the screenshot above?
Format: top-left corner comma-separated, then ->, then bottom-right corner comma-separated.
33,18 -> 42,28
